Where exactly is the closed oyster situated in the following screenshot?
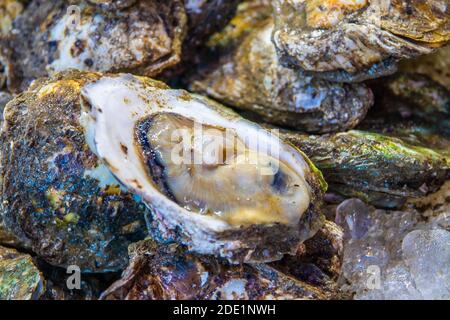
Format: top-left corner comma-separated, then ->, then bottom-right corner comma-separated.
0,245 -> 45,300
272,0 -> 450,82
399,45 -> 450,89
0,0 -> 187,92
0,71 -> 147,272
100,239 -> 329,300
81,73 -> 326,263
281,130 -> 449,208
358,119 -> 450,162
367,73 -> 449,135
184,0 -> 241,51
191,1 -> 373,133
86,0 -> 136,10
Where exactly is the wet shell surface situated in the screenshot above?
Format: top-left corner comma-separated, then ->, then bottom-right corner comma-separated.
0,71 -> 148,272
272,0 -> 450,82
80,72 -> 326,263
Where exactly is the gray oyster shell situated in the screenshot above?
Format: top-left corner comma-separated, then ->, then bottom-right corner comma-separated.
0,70 -> 148,272
191,1 -> 373,133
272,0 -> 450,82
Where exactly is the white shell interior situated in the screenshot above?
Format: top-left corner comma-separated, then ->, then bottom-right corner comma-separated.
80,74 -> 312,230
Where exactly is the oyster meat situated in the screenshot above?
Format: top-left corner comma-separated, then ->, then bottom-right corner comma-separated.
1,0 -> 187,92
0,71 -> 148,272
191,1 -> 373,133
81,73 -> 326,263
100,239 -> 329,300
272,0 -> 450,82
281,130 -> 449,208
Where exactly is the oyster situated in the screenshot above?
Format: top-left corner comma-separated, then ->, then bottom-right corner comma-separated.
0,71 -> 147,272
184,0 -> 241,51
86,0 -> 137,10
0,0 -> 187,92
272,0 -> 450,82
399,45 -> 450,89
0,0 -> 24,37
0,245 -> 45,300
100,239 -> 329,300
358,120 -> 450,162
191,1 -> 373,133
281,130 -> 449,208
372,73 -> 449,123
359,72 -> 449,159
81,73 -> 326,263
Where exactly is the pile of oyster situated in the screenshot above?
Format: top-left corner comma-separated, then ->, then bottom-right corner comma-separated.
0,0 -> 448,300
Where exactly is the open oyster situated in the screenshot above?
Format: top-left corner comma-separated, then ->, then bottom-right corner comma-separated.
0,71 -> 147,272
81,73 -> 326,263
191,1 -> 373,133
272,0 -> 450,82
100,239 -> 329,300
0,0 -> 187,92
281,130 -> 449,208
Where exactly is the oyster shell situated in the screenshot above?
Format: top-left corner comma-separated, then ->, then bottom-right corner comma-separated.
0,245 -> 45,300
81,73 -> 326,263
0,0 -> 24,37
368,73 -> 449,135
100,239 -> 329,300
184,0 -> 241,51
272,0 -> 450,82
0,91 -> 12,122
86,0 -> 136,10
0,71 -> 148,272
358,119 -> 450,163
399,45 -> 450,89
0,0 -> 187,92
281,130 -> 449,209
191,1 -> 373,133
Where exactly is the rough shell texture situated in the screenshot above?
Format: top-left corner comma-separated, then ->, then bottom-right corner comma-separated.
184,0 -> 241,51
281,130 -> 449,209
0,70 -> 148,272
368,73 -> 449,136
191,2 -> 373,133
272,0 -> 450,82
0,0 -> 187,92
270,220 -> 345,298
0,245 -> 45,300
36,259 -> 119,300
100,239 -> 330,300
0,0 -> 24,37
399,45 -> 450,89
